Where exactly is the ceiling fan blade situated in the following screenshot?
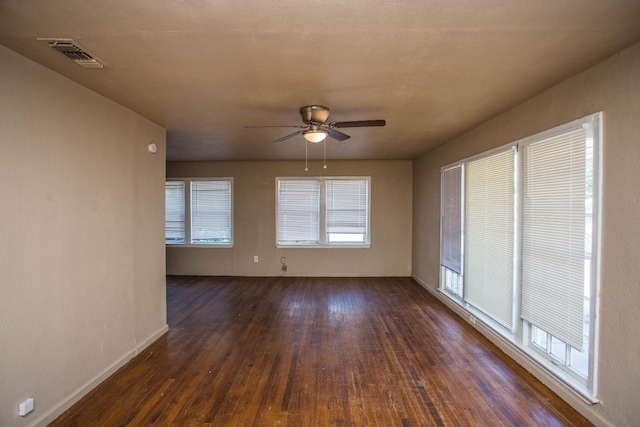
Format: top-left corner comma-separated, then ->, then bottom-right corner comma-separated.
326,128 -> 351,141
331,120 -> 386,128
274,130 -> 304,142
245,125 -> 306,129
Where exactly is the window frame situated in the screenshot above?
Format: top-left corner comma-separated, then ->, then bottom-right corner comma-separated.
438,112 -> 601,402
275,176 -> 371,248
518,114 -> 601,397
165,177 -> 234,248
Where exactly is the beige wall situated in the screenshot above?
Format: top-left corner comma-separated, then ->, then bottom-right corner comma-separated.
412,42 -> 640,427
167,160 -> 412,277
0,45 -> 167,426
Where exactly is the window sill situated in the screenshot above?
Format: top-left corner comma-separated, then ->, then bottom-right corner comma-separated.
166,244 -> 233,249
275,243 -> 370,249
519,344 -> 597,404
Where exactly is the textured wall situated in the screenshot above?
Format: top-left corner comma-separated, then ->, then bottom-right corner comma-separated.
412,42 -> 640,427
0,45 -> 167,426
166,160 -> 412,277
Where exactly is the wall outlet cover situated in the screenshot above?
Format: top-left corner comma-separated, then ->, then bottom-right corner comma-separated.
19,398 -> 34,416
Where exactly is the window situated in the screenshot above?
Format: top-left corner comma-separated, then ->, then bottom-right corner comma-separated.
521,124 -> 595,380
440,165 -> 463,297
165,178 -> 233,246
439,112 -> 601,399
276,177 -> 370,246
165,181 -> 186,244
326,179 -> 369,243
465,148 -> 515,329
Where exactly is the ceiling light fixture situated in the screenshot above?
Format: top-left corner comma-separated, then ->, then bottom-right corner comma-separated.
303,129 -> 328,143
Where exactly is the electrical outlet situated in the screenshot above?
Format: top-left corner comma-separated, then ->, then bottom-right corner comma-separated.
19,398 -> 34,416
253,256 -> 259,262
282,264 -> 287,272
281,257 -> 286,264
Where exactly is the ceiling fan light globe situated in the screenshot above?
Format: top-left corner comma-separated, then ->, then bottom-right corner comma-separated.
303,129 -> 328,143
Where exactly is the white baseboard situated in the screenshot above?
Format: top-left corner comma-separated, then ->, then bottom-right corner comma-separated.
28,324 -> 169,427
134,324 -> 169,355
410,275 -> 612,427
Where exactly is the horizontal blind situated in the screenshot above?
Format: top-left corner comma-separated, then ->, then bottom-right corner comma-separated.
326,179 -> 368,243
191,180 -> 232,244
441,166 -> 463,273
465,149 -> 514,328
165,181 -> 185,243
277,179 -> 320,243
521,128 -> 586,350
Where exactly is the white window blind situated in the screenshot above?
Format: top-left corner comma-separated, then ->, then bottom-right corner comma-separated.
521,128 -> 587,350
441,165 -> 463,274
465,149 -> 515,328
277,180 -> 320,244
165,181 -> 186,243
191,180 -> 232,244
326,179 -> 368,243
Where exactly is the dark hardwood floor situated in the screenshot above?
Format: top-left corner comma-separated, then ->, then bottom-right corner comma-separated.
51,276 -> 592,426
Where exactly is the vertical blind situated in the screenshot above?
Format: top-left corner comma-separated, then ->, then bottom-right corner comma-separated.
277,180 -> 320,243
441,166 -> 463,273
165,181 -> 186,243
465,149 -> 515,328
521,128 -> 587,350
191,180 -> 232,243
326,179 -> 368,242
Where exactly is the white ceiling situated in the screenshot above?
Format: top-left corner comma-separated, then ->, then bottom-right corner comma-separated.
1,0 -> 639,161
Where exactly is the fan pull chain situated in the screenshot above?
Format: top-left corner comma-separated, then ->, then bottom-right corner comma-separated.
323,139 -> 327,169
305,140 -> 309,172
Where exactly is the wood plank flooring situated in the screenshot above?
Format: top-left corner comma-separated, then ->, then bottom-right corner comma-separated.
51,276 -> 592,426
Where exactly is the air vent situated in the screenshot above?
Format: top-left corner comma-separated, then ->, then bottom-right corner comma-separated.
37,38 -> 104,69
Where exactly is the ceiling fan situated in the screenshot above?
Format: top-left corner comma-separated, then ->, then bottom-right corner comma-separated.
248,105 -> 386,143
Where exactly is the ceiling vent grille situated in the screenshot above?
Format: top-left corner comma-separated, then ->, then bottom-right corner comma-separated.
37,38 -> 105,69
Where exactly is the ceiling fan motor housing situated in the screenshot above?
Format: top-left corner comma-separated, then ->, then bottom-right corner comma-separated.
300,105 -> 330,124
